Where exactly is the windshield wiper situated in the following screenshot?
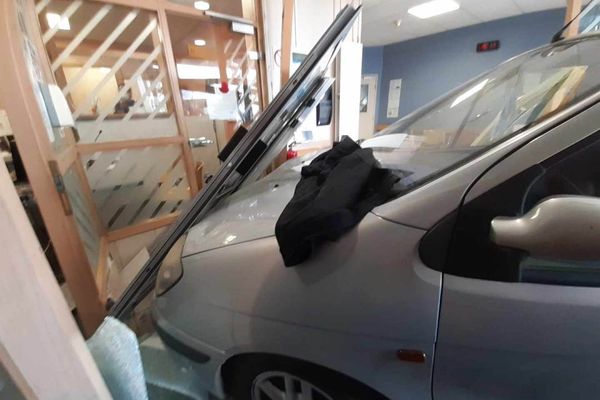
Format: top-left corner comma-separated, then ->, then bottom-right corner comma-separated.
552,0 -> 599,42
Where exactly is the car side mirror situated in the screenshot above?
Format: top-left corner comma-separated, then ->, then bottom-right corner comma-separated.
490,195 -> 600,261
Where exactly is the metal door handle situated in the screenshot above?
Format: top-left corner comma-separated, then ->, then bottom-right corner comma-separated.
189,137 -> 214,148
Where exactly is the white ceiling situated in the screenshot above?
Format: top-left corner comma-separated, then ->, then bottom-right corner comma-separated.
362,0 -> 568,46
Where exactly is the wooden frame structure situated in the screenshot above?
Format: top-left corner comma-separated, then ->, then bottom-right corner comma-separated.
1,0 -> 268,335
0,0 -> 105,336
0,148 -> 111,398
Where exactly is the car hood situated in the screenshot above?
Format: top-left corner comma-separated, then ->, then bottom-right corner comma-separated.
182,154 -> 317,257
110,5 -> 362,318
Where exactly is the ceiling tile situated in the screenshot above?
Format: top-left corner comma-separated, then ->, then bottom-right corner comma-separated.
361,0 -> 566,46
460,0 -> 523,21
362,2 -> 407,24
515,0 -> 565,13
362,0 -> 433,24
429,8 -> 482,30
389,17 -> 442,44
362,0 -> 385,10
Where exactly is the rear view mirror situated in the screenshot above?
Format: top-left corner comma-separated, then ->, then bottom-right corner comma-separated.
491,196 -> 600,261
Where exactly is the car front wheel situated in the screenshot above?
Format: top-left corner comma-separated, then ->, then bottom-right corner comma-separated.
252,371 -> 334,400
225,355 -> 386,400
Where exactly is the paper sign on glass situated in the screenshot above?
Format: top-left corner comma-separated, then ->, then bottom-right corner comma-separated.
387,78 -> 402,119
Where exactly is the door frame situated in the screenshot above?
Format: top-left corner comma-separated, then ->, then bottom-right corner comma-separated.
0,0 -> 105,336
1,0 -> 268,334
359,73 -> 378,139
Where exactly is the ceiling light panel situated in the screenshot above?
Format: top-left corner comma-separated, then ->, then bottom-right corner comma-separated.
46,12 -> 70,30
408,0 -> 460,19
194,1 -> 210,11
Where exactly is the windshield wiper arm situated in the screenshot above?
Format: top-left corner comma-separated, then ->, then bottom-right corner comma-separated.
552,0 -> 599,42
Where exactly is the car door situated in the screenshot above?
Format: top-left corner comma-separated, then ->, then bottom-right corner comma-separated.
432,101 -> 600,399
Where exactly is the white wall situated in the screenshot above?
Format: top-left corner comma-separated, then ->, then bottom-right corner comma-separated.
292,0 -> 335,55
337,41 -> 362,140
261,0 -> 362,143
261,0 -> 337,101
261,0 -> 283,100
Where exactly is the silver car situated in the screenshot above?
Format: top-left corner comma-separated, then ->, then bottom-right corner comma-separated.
130,7 -> 600,400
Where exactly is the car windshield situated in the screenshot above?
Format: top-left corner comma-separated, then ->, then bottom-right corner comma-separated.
367,36 -> 600,193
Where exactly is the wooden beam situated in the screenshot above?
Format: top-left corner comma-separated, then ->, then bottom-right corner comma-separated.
95,236 -> 109,304
96,0 -> 159,10
270,0 -> 295,171
106,213 -> 179,242
280,0 -> 294,85
216,22 -> 231,87
150,14 -> 174,114
249,0 -> 270,109
77,135 -> 183,154
157,5 -> 200,196
0,157 -> 111,399
565,0 -> 582,38
2,0 -> 105,336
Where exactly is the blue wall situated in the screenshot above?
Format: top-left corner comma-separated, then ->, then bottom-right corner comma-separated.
362,45 -> 384,76
365,8 -> 566,125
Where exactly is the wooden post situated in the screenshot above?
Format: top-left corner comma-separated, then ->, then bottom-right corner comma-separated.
0,161 -> 111,399
216,22 -> 232,90
565,0 -> 582,38
157,5 -> 200,196
280,0 -> 294,85
266,0 -> 295,171
242,0 -> 269,109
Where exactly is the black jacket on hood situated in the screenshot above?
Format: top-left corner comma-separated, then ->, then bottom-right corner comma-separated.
275,137 -> 399,266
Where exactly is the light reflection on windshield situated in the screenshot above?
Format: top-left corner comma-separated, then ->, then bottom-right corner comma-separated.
368,37 -> 600,192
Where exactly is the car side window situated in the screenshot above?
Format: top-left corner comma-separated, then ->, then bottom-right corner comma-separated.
443,132 -> 600,286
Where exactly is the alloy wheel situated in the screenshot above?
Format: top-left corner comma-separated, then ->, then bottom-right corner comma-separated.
251,371 -> 334,400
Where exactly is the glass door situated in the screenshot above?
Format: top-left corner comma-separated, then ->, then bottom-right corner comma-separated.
4,0 -> 204,333
3,0 -> 106,335
36,0 -> 197,234
165,8 -> 264,185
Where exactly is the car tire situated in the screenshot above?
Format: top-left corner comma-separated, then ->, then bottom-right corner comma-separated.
225,355 -> 385,400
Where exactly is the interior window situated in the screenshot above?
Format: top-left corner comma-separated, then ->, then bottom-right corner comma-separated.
445,132 -> 600,286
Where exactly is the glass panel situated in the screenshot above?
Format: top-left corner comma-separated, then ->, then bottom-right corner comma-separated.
17,0 -> 100,270
578,1 -> 600,35
167,13 -> 263,180
374,39 -> 600,194
37,0 -> 178,143
15,0 -> 71,153
81,145 -> 190,230
360,83 -> 369,112
35,0 -> 193,235
62,167 -> 101,270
